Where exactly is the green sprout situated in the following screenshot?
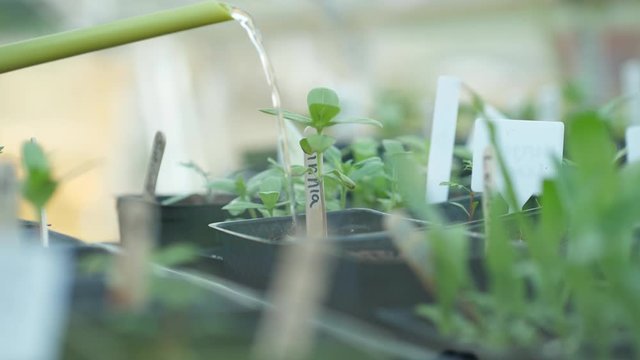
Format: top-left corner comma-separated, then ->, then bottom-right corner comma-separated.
262,87 -> 382,214
21,140 -> 58,245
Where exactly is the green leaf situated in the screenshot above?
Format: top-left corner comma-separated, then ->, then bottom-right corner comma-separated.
21,141 -> 57,209
300,134 -> 336,155
382,139 -> 405,156
22,141 -> 50,172
329,117 -> 383,128
22,171 -> 57,209
247,168 -> 281,194
307,88 -> 341,127
351,157 -> 385,181
222,198 -> 264,213
327,170 -> 356,190
259,191 -> 280,210
152,244 -> 199,267
260,108 -> 312,126
0,145 -> 4,153
206,178 -> 237,194
260,177 -> 282,193
351,138 -> 379,162
235,176 -> 248,197
180,161 -> 209,181
324,146 -> 343,169
291,165 -> 308,177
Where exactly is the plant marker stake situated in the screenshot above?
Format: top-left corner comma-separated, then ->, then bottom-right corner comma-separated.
253,232 -> 331,360
40,209 -> 49,248
626,126 -> 640,163
471,118 -> 564,210
303,127 -> 327,238
110,200 -> 156,310
482,146 -> 496,253
143,131 -> 166,202
426,76 -> 461,204
622,60 -> 640,125
0,163 -> 19,245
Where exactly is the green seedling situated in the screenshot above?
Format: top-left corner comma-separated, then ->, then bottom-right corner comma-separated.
323,143 -> 386,210
21,140 -> 57,247
399,99 -> 640,358
262,88 -> 382,229
439,181 -> 479,221
221,159 -> 306,218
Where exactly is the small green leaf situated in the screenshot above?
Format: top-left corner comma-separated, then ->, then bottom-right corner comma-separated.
324,146 -> 343,168
260,108 -> 312,125
22,141 -> 57,209
327,170 -> 356,190
307,88 -> 341,127
235,176 -> 248,197
206,178 -> 237,194
223,198 -> 264,212
291,165 -> 308,177
382,139 -> 405,156
180,161 -> 209,181
300,134 -> 336,155
329,117 -> 383,128
152,244 -> 199,267
260,177 -> 282,193
0,145 -> 4,153
23,141 -> 50,172
259,191 -> 280,210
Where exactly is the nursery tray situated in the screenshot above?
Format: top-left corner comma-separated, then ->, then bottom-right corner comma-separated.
209,209 -> 437,312
116,194 -> 235,248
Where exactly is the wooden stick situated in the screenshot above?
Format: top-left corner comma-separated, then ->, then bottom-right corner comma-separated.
143,131 -> 166,202
110,199 -> 156,310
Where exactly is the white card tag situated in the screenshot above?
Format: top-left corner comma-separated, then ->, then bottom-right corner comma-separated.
0,246 -> 71,360
622,60 -> 640,125
626,126 -> 640,163
426,76 -> 461,204
471,118 -> 564,209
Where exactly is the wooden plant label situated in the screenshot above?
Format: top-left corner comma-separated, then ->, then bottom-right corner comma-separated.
626,126 -> 640,163
482,146 -> 496,248
303,127 -> 327,239
143,131 -> 166,202
0,163 -> 19,245
110,199 -> 157,310
426,76 -> 461,204
471,118 -> 564,210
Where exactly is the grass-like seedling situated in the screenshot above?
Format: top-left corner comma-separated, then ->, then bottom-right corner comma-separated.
397,107 -> 640,358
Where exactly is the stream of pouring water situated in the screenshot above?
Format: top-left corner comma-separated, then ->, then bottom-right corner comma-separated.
230,8 -> 298,226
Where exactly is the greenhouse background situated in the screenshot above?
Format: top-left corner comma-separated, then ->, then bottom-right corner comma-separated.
0,0 -> 639,242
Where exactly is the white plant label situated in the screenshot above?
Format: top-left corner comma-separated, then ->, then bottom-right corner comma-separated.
426,76 -> 461,204
622,60 -> 640,125
0,246 -> 71,360
471,119 -> 564,209
303,128 -> 327,238
626,126 -> 640,163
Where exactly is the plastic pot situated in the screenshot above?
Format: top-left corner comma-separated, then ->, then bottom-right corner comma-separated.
209,208 -> 435,312
116,194 -> 234,248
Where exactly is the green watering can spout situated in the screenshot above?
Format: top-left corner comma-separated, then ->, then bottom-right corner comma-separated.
0,1 -> 232,74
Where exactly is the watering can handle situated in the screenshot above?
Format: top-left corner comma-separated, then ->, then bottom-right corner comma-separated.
0,1 -> 232,74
